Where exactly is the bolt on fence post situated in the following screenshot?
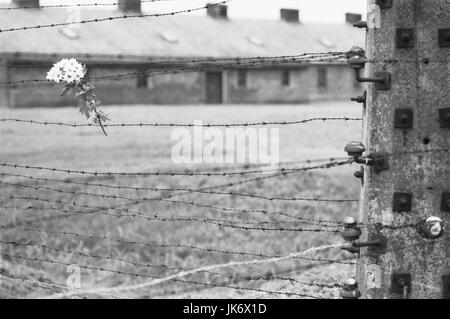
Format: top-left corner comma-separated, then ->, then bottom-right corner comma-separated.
354,0 -> 450,299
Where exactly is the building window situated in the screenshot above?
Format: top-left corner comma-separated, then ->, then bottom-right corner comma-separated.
137,69 -> 148,88
282,70 -> 290,86
238,70 -> 247,87
318,68 -> 327,89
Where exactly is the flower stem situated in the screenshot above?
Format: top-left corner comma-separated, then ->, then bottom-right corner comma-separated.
95,109 -> 108,136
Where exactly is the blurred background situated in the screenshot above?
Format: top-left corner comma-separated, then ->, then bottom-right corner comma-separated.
0,0 -> 364,299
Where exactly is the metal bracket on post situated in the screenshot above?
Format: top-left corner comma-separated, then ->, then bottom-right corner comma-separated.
340,217 -> 387,257
347,47 -> 391,90
341,233 -> 387,257
353,21 -> 368,29
344,141 -> 389,173
354,233 -> 387,257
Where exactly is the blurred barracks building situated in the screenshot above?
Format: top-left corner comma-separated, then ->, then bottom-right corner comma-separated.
0,0 -> 365,107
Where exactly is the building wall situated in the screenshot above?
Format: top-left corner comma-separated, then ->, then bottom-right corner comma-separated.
228,68 -> 310,104
308,65 -> 362,101
3,65 -> 204,107
146,72 -> 203,104
1,62 -> 361,107
227,65 -> 361,104
7,65 -> 74,108
89,68 -> 203,105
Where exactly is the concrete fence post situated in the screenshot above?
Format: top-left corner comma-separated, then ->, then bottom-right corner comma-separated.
357,0 -> 450,299
351,0 -> 450,299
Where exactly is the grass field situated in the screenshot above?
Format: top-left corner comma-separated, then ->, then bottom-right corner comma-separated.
0,102 -> 363,299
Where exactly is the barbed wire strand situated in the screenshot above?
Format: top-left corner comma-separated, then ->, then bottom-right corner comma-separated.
0,155 -> 350,174
0,273 -> 122,299
0,1 -> 233,34
0,240 -> 347,290
0,181 -> 346,225
2,196 -> 322,228
0,196 -> 415,231
0,157 -> 353,178
0,116 -> 360,127
0,160 -> 355,223
0,0 -> 172,11
0,54 -> 347,88
0,162 -> 345,177
1,52 -> 345,68
0,202 -> 341,232
151,259 -> 357,298
0,252 -> 324,299
154,159 -> 352,200
0,159 -> 354,231
1,226 -> 355,265
0,273 -> 68,296
0,172 -> 359,203
70,159 -> 355,219
41,244 -> 341,298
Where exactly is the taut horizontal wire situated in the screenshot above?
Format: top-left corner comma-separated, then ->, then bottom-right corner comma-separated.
0,202 -> 341,232
154,159 -> 352,202
0,190 -> 337,232
0,194 -> 343,230
0,195 -> 415,231
0,158 -> 354,177
0,54 -> 346,88
0,240 -> 185,272
43,244 -> 340,298
0,52 -> 344,68
0,273 -> 121,299
2,244 -> 347,298
0,172 -> 359,204
0,273 -> 72,296
0,159 -> 353,228
0,250 -> 339,299
0,0 -> 171,11
1,226 -> 355,264
0,240 -> 347,290
0,160 -> 354,225
0,1 -> 232,33
73,159 -> 354,216
0,117 -> 361,128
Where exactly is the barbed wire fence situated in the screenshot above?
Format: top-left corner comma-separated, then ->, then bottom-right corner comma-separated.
2,0 -> 445,300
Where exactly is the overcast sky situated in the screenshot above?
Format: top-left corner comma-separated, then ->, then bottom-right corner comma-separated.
0,0 -> 367,23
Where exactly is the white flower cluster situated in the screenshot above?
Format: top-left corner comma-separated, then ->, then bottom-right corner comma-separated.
46,58 -> 86,84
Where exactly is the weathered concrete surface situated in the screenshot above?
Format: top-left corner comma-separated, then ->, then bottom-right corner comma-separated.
357,0 -> 450,299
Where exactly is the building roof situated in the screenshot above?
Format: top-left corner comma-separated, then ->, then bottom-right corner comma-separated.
0,7 -> 365,59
